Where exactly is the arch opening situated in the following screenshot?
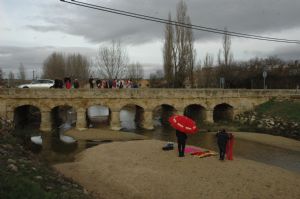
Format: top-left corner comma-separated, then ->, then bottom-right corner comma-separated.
120,104 -> 144,130
86,105 -> 111,128
51,106 -> 77,131
184,104 -> 206,126
14,105 -> 41,130
213,103 -> 234,123
152,104 -> 176,128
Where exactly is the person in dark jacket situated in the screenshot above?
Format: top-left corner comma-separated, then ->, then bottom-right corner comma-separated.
176,130 -> 187,157
216,129 -> 229,160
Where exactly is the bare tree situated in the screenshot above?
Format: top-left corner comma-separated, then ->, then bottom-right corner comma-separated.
194,59 -> 202,88
222,28 -> 233,67
18,63 -> 26,80
162,0 -> 195,88
217,49 -> 222,66
8,71 -> 15,88
149,70 -> 165,88
65,53 -> 90,81
203,53 -> 214,67
96,40 -> 129,79
0,68 -> 4,86
42,52 -> 90,81
42,52 -> 66,79
127,62 -> 144,82
173,0 -> 195,88
163,13 -> 174,87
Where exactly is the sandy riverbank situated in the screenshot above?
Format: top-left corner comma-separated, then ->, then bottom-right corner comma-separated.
54,137 -> 300,199
229,132 -> 300,152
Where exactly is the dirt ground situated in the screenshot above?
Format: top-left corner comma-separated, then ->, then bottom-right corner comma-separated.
54,132 -> 300,199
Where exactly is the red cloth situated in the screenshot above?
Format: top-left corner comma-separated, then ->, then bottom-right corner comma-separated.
226,133 -> 234,160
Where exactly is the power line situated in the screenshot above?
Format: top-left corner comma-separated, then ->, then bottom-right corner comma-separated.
60,0 -> 300,44
67,0 -> 300,43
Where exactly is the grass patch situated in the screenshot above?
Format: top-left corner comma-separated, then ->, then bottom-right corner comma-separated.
256,100 -> 300,122
0,173 -> 55,199
0,134 -> 93,199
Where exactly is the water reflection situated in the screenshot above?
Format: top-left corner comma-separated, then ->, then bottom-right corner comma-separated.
120,109 -> 136,130
87,106 -> 110,128
30,136 -> 109,164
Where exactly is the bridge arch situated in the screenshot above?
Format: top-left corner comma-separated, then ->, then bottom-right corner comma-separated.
213,103 -> 234,122
120,104 -> 145,130
152,104 -> 176,127
14,104 -> 41,130
184,104 -> 206,125
51,105 -> 77,130
86,105 -> 111,128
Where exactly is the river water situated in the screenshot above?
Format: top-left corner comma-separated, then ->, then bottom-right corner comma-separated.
25,108 -> 300,174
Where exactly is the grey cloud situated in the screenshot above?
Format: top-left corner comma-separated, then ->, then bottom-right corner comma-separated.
0,46 -> 96,78
26,25 -> 58,32
29,0 -> 300,44
268,46 -> 300,60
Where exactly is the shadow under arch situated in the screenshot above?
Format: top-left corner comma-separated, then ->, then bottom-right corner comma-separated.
86,105 -> 111,128
120,104 -> 144,130
51,105 -> 77,131
184,104 -> 206,125
14,105 -> 41,130
213,103 -> 234,123
152,104 -> 177,128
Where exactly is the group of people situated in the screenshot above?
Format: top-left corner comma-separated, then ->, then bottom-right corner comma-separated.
89,76 -> 139,89
54,77 -> 80,89
176,129 -> 234,160
53,76 -> 140,89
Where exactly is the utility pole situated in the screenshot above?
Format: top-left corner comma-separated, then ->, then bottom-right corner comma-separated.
32,70 -> 35,80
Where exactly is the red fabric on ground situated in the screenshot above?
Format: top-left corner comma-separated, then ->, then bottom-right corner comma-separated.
226,134 -> 234,160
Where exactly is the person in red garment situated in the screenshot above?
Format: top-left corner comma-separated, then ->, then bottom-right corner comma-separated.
226,132 -> 234,160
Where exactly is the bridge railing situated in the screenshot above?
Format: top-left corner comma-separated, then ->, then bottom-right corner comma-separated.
0,88 -> 299,99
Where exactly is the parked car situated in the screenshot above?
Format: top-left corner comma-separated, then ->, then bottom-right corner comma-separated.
18,79 -> 55,88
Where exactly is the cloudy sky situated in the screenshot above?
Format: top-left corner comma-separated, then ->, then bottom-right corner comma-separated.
1,0 -> 300,78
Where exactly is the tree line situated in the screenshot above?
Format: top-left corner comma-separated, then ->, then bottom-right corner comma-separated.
1,41 -> 144,87
150,0 -> 300,89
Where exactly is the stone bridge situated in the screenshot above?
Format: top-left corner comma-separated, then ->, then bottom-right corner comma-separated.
0,89 -> 299,132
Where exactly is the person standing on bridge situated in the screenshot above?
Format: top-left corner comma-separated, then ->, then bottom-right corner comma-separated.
89,75 -> 94,89
73,79 -> 80,89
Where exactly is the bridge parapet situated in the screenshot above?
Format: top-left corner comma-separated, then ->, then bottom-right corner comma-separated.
0,88 -> 299,99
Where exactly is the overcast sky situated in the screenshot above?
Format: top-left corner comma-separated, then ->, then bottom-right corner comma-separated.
1,0 -> 300,79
